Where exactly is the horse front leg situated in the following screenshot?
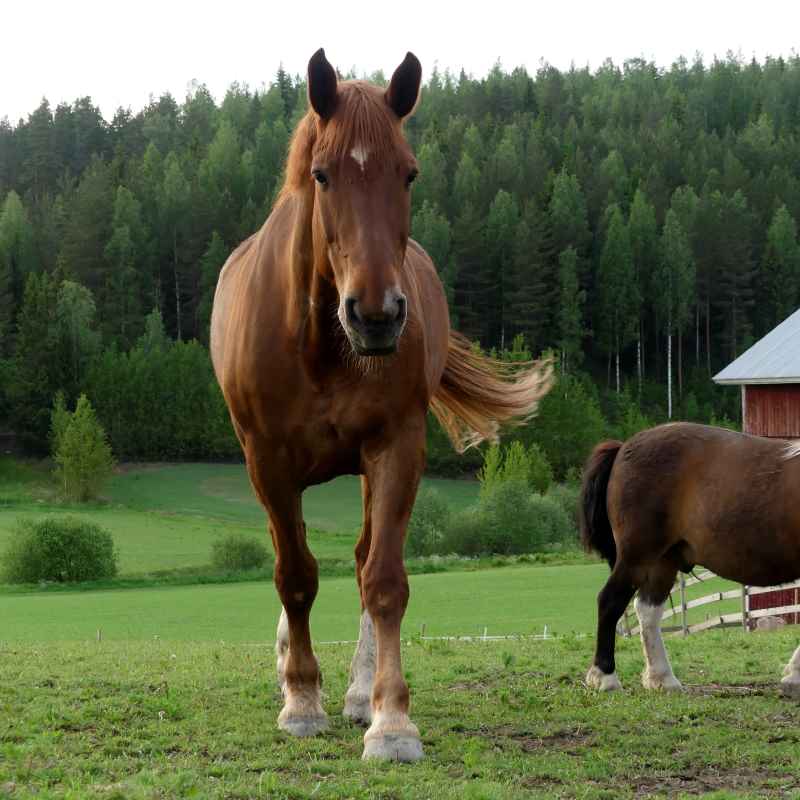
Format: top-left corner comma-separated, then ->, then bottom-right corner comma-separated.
360,424 -> 425,762
246,454 -> 327,737
781,644 -> 800,697
344,476 -> 376,725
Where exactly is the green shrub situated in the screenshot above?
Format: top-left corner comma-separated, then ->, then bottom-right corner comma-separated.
53,393 -> 116,501
1,517 -> 117,583
527,494 -> 575,548
525,372 -> 607,479
440,507 -> 488,556
439,481 -> 575,556
479,441 -> 553,496
211,533 -> 271,572
526,443 -> 553,495
407,488 -> 451,556
546,482 -> 581,532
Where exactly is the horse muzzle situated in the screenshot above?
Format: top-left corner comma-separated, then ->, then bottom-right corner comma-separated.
342,295 -> 407,356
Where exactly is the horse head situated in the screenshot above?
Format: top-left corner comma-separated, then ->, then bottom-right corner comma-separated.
306,48 -> 422,356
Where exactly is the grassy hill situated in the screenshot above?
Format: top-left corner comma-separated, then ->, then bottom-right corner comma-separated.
0,459 -> 480,574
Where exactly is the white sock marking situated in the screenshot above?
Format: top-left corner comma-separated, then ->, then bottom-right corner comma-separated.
635,595 -> 680,689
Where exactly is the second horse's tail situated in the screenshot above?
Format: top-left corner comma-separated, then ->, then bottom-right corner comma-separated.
579,440 -> 622,569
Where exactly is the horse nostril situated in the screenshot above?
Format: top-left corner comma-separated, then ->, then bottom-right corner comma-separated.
395,294 -> 407,323
345,297 -> 360,325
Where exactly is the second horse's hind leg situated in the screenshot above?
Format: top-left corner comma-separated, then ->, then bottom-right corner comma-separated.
635,563 -> 681,690
586,566 -> 636,691
635,593 -> 682,691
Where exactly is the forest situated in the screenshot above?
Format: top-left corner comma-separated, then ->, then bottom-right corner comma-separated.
1,53 -> 800,464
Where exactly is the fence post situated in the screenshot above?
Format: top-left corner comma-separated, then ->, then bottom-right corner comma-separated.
741,585 -> 749,632
679,574 -> 688,636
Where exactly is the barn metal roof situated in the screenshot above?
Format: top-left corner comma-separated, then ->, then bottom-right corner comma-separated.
714,307 -> 800,385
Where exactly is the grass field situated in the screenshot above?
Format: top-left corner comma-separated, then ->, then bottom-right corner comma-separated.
0,564 -> 609,642
107,464 -> 480,534
0,460 -> 480,574
2,631 -> 800,798
3,459 -> 800,797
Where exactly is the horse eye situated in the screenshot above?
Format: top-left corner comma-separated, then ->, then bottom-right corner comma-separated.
311,169 -> 328,186
406,169 -> 419,187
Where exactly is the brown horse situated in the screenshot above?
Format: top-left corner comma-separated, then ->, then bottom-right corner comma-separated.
580,421 -> 800,697
210,49 -> 551,761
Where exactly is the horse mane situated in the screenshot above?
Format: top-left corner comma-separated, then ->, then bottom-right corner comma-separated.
277,81 -> 409,205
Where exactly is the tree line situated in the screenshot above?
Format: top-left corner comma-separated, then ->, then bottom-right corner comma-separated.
2,53 -> 800,458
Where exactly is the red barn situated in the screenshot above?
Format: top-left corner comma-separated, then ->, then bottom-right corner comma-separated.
714,308 -> 800,625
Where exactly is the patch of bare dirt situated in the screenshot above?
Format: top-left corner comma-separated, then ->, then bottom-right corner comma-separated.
623,767 -> 798,798
683,682 -> 772,697
463,724 -> 594,755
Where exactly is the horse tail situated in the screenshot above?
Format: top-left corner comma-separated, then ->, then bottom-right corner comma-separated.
429,331 -> 553,453
579,440 -> 623,569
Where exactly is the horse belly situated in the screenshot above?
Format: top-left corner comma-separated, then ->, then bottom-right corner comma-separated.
695,529 -> 800,587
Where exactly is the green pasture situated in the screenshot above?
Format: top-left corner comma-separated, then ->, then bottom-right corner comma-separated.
2,631 -> 800,798
0,564 -> 742,644
0,460 -> 479,574
107,463 -> 480,533
0,564 -> 607,642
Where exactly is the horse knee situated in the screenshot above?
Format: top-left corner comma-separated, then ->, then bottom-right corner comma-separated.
275,565 -> 319,615
362,567 -> 409,622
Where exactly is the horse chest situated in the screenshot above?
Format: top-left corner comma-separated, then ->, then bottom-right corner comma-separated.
284,388 -> 394,484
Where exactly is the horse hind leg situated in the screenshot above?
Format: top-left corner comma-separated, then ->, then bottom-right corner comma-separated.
586,565 -> 636,691
635,579 -> 682,691
781,644 -> 800,698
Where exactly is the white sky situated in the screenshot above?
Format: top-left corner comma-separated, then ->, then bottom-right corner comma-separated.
3,0 -> 799,123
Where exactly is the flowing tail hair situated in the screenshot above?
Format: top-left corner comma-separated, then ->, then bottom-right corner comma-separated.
429,331 -> 553,453
579,440 -> 622,568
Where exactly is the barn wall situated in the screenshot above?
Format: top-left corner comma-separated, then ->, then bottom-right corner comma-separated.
743,384 -> 800,437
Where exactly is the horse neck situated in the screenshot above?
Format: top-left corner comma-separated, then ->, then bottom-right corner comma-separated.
280,186 -> 340,362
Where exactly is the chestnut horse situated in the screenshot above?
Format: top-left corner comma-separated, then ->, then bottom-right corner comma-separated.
580,422 -> 800,697
210,49 -> 551,761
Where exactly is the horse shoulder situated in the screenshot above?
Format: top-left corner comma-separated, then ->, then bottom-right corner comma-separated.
210,233 -> 258,380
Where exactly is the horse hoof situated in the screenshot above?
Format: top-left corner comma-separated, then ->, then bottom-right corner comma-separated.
343,693 -> 372,726
643,672 -> 683,692
278,713 -> 328,737
586,665 -> 622,692
362,733 -> 423,762
780,676 -> 800,699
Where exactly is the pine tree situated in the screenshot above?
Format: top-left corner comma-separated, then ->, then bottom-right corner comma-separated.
764,205 -> 800,327
628,188 -> 658,391
103,186 -> 145,347
0,191 -> 35,356
196,232 -> 228,344
596,204 -> 637,393
484,190 -> 519,348
9,272 -> 62,444
556,247 -> 585,373
657,210 -> 695,417
54,393 -> 115,501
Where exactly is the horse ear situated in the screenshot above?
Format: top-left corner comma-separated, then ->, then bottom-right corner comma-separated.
386,52 -> 422,119
308,48 -> 338,119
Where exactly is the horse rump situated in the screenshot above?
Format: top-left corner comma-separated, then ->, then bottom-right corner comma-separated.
579,440 -> 622,568
429,331 -> 553,453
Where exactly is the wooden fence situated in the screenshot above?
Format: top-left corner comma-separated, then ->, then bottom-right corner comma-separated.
620,572 -> 800,637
